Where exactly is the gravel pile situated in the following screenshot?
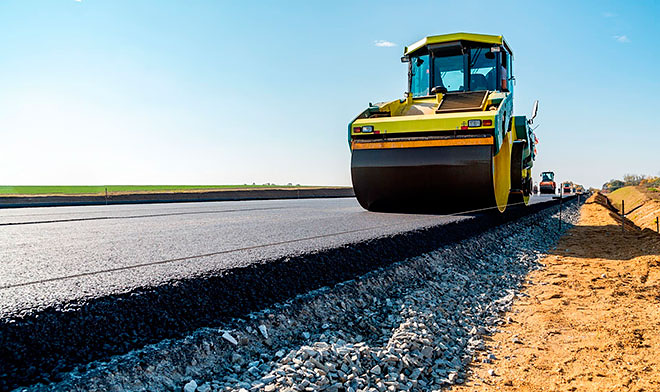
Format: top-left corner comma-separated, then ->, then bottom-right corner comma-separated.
19,201 -> 580,392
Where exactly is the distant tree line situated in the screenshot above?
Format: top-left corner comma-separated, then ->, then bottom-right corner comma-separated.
602,174 -> 660,192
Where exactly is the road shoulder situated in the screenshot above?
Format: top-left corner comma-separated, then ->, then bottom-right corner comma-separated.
0,187 -> 355,208
452,193 -> 660,391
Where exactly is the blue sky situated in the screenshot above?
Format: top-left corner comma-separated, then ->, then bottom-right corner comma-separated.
1,0 -> 658,188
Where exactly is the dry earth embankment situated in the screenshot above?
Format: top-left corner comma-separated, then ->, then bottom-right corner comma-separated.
608,186 -> 660,234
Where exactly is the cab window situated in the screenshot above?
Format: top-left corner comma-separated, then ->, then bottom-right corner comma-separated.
503,50 -> 513,92
469,48 -> 496,91
432,54 -> 464,92
410,55 -> 430,97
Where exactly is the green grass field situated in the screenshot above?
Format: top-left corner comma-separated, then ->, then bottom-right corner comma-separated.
0,185 -> 313,195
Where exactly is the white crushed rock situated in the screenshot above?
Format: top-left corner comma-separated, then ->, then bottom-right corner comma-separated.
221,332 -> 238,346
183,380 -> 197,392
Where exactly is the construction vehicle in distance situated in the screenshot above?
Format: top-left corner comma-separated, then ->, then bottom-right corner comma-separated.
348,32 -> 538,213
562,182 -> 573,195
539,171 -> 556,194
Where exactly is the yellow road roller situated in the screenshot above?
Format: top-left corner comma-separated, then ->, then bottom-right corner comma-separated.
349,32 -> 538,213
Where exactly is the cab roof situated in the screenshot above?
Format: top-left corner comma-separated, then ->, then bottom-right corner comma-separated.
404,32 -> 512,56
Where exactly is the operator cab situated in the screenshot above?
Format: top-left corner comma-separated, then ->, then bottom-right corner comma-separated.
541,172 -> 555,182
404,38 -> 513,97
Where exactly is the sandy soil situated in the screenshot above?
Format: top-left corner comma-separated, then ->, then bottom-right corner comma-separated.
451,194 -> 660,391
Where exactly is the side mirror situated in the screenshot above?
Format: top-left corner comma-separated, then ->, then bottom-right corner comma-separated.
431,86 -> 447,94
530,100 -> 539,123
401,56 -> 410,63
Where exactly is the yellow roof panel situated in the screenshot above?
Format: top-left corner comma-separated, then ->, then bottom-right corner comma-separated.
404,32 -> 509,56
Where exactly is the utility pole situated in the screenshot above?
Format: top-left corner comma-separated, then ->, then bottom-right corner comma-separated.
559,191 -> 562,231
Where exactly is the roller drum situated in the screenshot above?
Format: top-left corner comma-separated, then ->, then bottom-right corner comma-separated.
351,145 -> 497,213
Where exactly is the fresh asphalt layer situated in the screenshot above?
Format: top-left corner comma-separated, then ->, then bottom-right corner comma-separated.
0,195 -> 554,316
0,194 -> 564,390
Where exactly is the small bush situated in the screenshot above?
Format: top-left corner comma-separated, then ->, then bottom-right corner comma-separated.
647,177 -> 660,188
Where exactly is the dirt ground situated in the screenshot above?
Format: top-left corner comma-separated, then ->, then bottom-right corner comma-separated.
451,194 -> 660,391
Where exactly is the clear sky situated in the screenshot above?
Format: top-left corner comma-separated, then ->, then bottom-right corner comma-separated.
1,0 -> 658,188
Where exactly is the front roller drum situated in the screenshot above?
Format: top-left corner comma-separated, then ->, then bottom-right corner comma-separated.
351,144 -> 503,213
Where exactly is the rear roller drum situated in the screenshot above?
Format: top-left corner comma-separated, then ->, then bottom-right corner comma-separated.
508,137 -> 531,207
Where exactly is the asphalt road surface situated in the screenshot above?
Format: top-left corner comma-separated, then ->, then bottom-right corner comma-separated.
0,195 -> 555,317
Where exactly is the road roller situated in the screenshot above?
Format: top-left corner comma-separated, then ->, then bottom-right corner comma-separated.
539,171 -> 556,194
349,33 -> 538,213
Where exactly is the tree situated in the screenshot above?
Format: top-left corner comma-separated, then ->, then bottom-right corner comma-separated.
622,174 -> 646,186
603,179 -> 625,191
